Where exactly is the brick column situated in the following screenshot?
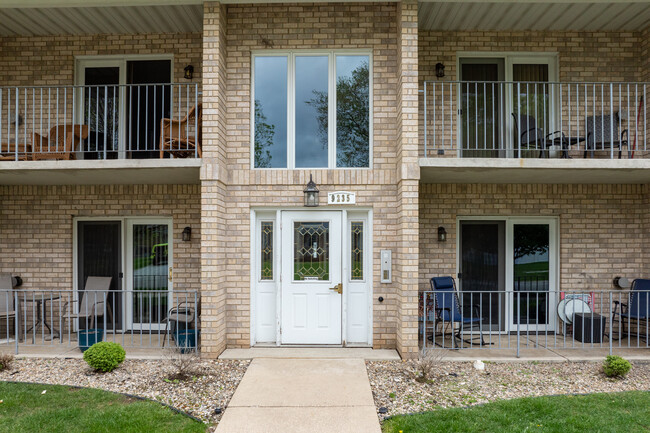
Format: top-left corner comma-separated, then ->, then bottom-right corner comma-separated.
396,0 -> 420,359
200,1 -> 229,358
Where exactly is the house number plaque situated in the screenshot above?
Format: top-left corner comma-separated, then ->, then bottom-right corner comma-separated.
327,191 -> 356,205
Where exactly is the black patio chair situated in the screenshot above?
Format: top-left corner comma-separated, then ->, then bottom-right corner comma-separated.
612,278 -> 649,341
584,113 -> 628,159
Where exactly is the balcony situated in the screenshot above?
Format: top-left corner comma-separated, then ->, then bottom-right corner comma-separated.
420,81 -> 650,184
0,83 -> 201,185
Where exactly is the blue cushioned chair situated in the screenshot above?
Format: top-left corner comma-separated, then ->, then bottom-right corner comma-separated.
612,278 -> 649,341
430,276 -> 487,348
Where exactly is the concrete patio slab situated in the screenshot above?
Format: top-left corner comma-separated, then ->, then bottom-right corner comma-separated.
219,347 -> 400,360
216,358 -> 380,433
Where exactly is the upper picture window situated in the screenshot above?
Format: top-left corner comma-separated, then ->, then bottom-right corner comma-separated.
253,52 -> 371,169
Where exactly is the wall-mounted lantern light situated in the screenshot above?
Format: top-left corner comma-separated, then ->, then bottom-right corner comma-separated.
437,226 -> 447,242
303,174 -> 319,207
182,226 -> 192,242
435,62 -> 445,78
184,65 -> 194,80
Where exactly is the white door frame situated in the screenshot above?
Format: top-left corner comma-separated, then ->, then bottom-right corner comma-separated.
250,208 -> 373,346
456,215 -> 559,333
75,55 -> 174,159
125,218 -> 173,331
456,52 -> 559,157
73,216 -> 173,332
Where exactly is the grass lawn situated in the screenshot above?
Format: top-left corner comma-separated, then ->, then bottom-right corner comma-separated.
382,391 -> 650,433
0,382 -> 206,433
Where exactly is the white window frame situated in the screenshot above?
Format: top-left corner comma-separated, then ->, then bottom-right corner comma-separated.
251,50 -> 373,170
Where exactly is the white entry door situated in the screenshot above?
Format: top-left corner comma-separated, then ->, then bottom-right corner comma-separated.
281,211 -> 342,344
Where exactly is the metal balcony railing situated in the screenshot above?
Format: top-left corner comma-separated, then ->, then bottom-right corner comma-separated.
420,289 -> 649,357
0,83 -> 201,161
0,289 -> 199,353
422,81 -> 648,159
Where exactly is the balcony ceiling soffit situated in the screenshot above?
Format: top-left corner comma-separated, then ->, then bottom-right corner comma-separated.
0,4 -> 202,37
419,2 -> 650,31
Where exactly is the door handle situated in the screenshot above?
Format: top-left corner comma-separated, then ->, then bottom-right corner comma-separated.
329,283 -> 342,295
169,267 -> 173,283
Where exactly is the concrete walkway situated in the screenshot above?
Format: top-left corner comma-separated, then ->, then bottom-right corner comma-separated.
215,357 -> 381,433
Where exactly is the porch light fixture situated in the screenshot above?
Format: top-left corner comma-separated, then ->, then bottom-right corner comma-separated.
435,62 -> 445,78
303,174 -> 319,207
184,65 -> 194,80
182,226 -> 192,242
437,226 -> 447,242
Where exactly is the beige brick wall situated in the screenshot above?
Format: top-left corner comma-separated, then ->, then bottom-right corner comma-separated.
418,30 -> 647,158
0,184 -> 201,293
200,2 -> 423,356
419,183 -> 647,294
0,33 -> 202,87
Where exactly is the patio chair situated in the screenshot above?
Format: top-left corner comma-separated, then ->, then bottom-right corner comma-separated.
512,114 -> 566,158
162,299 -> 200,348
0,142 -> 32,161
430,276 -> 487,348
31,124 -> 89,160
63,277 -> 113,330
159,104 -> 202,158
611,278 -> 649,341
584,113 -> 628,159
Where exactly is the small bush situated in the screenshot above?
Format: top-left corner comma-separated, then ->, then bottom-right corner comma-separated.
603,355 -> 631,378
163,347 -> 204,382
0,353 -> 14,371
83,342 -> 126,373
414,348 -> 446,382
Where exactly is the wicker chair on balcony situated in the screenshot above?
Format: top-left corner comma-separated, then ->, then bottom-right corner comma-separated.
31,124 -> 89,160
159,104 -> 202,158
584,113 -> 628,159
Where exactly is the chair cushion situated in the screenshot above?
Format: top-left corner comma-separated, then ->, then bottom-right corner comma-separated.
431,277 -> 454,290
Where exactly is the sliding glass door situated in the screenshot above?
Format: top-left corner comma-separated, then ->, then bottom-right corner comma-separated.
126,219 -> 173,331
458,217 -> 558,333
507,219 -> 557,332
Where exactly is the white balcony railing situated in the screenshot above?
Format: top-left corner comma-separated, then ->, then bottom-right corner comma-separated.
422,81 -> 648,159
0,83 -> 201,161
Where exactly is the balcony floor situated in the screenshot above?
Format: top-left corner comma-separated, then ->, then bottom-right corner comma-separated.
0,158 -> 201,185
420,157 -> 650,184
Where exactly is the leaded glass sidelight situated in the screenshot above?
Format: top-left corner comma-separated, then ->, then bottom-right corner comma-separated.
294,222 -> 330,281
350,222 -> 363,280
261,222 -> 274,280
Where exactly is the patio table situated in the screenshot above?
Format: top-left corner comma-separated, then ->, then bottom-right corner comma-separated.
546,136 -> 586,159
20,294 -> 60,342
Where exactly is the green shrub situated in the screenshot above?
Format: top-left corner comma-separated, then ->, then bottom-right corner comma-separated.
603,355 -> 631,378
83,342 -> 126,372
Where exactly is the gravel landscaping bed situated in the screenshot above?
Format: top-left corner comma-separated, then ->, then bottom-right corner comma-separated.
367,359 -> 650,419
0,357 -> 249,431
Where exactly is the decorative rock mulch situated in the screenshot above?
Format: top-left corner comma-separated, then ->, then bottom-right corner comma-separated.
0,357 -> 250,431
367,359 -> 650,419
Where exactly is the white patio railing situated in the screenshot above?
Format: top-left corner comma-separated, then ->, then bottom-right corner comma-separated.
0,289 -> 199,353
0,83 -> 201,161
420,289 -> 649,357
422,81 -> 648,159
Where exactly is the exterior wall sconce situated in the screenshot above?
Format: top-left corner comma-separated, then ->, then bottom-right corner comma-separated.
438,226 -> 447,242
184,65 -> 194,80
303,174 -> 319,207
435,62 -> 445,78
182,227 -> 192,242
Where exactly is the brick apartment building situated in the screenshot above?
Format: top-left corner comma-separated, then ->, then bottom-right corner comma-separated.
0,0 -> 648,358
